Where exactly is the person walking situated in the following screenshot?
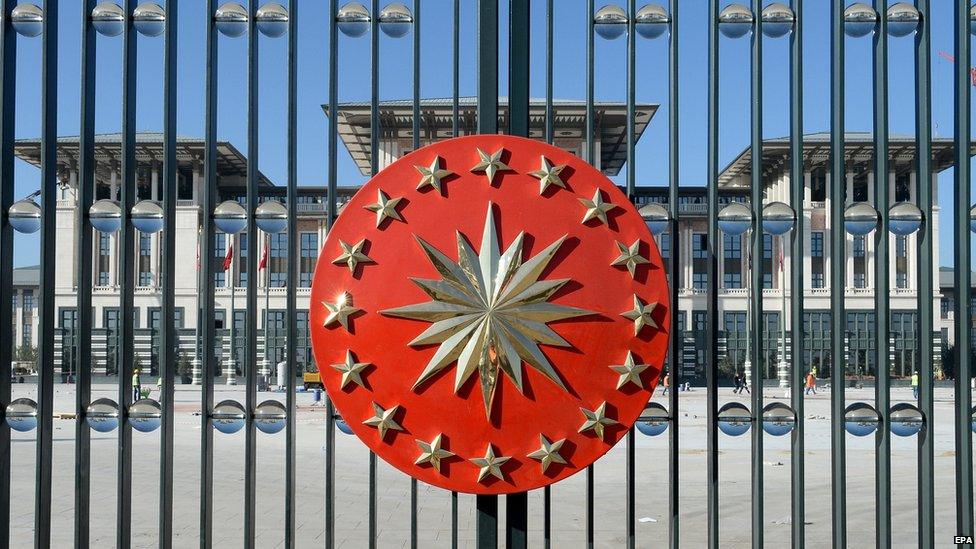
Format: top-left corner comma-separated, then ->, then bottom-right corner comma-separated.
805,371 -> 817,395
732,372 -> 740,394
662,372 -> 670,395
911,371 -> 919,400
132,369 -> 141,402
739,372 -> 750,395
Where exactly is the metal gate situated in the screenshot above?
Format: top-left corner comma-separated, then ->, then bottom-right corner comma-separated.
0,0 -> 972,547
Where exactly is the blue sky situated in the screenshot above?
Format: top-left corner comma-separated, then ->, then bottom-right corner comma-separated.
7,0 -> 973,268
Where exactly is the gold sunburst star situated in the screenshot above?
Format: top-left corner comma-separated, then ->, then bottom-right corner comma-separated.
414,433 -> 454,473
332,350 -> 371,390
620,295 -> 660,336
362,402 -> 403,441
470,148 -> 512,185
470,444 -> 511,482
322,292 -> 361,332
578,189 -> 619,225
526,434 -> 568,473
610,351 -> 650,390
380,203 -> 595,419
332,239 -> 374,274
364,189 -> 404,227
611,240 -> 650,278
578,402 -> 619,441
527,156 -> 568,194
415,156 -> 454,194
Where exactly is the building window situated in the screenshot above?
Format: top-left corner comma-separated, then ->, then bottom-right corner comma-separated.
300,232 -> 318,288
895,171 -> 911,202
97,233 -> 111,286
890,311 -> 918,377
762,234 -> 774,289
811,232 -> 825,288
810,167 -> 826,202
853,235 -> 867,289
692,233 -> 708,290
138,232 -> 152,286
895,235 -> 908,289
239,234 -> 248,288
723,234 -> 742,289
942,297 -> 953,319
723,311 -> 747,371
269,233 -> 288,288
803,311 -> 831,377
59,308 -> 79,375
846,311 -> 876,377
214,233 -> 227,288
852,168 -> 869,202
264,310 -> 287,363
22,290 -> 33,316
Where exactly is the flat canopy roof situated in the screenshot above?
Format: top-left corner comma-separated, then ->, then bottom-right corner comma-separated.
323,97 -> 657,177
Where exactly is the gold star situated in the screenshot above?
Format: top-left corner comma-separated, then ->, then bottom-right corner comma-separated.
470,444 -> 511,482
362,402 -> 403,441
415,156 -> 454,194
527,156 -> 568,194
609,351 -> 650,390
470,148 -> 512,185
364,189 -> 404,227
578,402 -> 619,441
620,295 -> 660,336
578,189 -> 619,225
332,239 -> 374,274
414,433 -> 454,473
332,350 -> 371,390
611,240 -> 650,278
322,292 -> 361,332
526,434 -> 568,473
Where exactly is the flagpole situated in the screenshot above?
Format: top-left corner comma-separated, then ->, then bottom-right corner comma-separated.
226,234 -> 237,385
262,233 -> 270,387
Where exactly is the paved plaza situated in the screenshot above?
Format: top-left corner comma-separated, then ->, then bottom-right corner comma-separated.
5,382 -> 969,548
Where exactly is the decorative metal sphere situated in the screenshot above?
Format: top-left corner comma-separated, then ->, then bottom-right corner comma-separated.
133,2 -> 166,37
718,401 -> 752,436
91,2 -> 125,37
8,198 -> 41,234
337,2 -> 371,38
886,2 -> 920,37
5,398 -> 38,432
888,202 -> 923,236
215,2 -> 248,38
844,3 -> 877,38
718,4 -> 754,39
844,402 -> 880,436
11,4 -> 43,38
335,414 -> 354,435
844,202 -> 879,236
213,200 -> 248,234
131,200 -> 164,234
128,398 -> 162,433
378,2 -> 412,38
761,2 -> 794,38
635,401 -> 669,436
761,402 -> 796,436
634,4 -> 670,40
889,402 -> 923,437
593,4 -> 628,40
256,3 -> 288,37
212,399 -> 247,434
762,201 -> 796,235
718,202 -> 753,236
639,202 -> 670,235
254,399 -> 287,434
255,200 -> 288,234
85,397 -> 120,433
89,199 -> 123,234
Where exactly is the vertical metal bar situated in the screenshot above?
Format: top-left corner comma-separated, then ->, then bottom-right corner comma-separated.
244,1 -> 260,546
544,0 -> 553,536
788,0 -> 805,545
451,4 -> 460,547
368,2 -> 379,547
0,0 -> 9,542
118,0 -> 137,545
871,3 -> 890,547
829,1 -> 847,546
913,1 -> 934,546
585,2 -> 596,547
325,1 -> 338,547
34,1 -> 58,546
74,1 -> 95,547
159,0 -> 178,546
953,0 -> 974,537
200,1 -> 219,547
667,1 -> 680,547
705,0 -> 720,546
624,1 -> 637,548
477,493 -> 498,548
749,3 -> 764,548
284,0 -> 298,546
410,2 -> 421,547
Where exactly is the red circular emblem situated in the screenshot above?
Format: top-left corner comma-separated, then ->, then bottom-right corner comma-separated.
310,135 -> 670,494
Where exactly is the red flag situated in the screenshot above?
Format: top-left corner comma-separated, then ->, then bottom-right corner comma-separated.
938,51 -> 976,87
258,241 -> 269,270
222,243 -> 234,272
